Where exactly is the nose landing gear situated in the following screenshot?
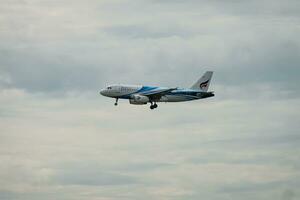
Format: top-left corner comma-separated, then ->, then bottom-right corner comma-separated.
114,98 -> 118,106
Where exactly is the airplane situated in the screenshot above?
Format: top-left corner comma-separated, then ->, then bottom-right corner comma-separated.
100,71 -> 214,109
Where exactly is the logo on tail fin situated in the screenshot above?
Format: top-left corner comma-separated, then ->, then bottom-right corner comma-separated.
200,80 -> 209,89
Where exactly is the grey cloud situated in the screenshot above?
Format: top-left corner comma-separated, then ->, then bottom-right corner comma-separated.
219,180 -> 300,194
54,170 -> 138,186
282,189 -> 296,200
151,0 -> 300,17
103,24 -> 194,39
0,190 -> 15,200
199,134 -> 300,148
0,0 -> 299,95
1,1 -> 300,200
0,49 -> 104,92
112,162 -> 174,172
1,89 -> 299,200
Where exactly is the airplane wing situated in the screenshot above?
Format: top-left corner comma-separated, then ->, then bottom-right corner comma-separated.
139,88 -> 177,100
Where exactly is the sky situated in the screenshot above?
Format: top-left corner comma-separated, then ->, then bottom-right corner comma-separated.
0,0 -> 300,199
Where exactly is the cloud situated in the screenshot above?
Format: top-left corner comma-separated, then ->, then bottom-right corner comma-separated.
55,170 -> 138,186
1,0 -> 300,200
282,189 -> 296,200
1,87 -> 300,199
1,0 -> 300,94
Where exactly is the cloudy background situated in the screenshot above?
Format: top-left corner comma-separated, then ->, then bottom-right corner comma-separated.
1,0 -> 300,199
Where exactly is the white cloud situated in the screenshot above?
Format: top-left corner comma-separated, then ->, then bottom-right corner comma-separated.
1,88 -> 300,199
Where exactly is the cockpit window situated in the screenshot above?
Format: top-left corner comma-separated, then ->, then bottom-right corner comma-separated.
107,87 -> 112,90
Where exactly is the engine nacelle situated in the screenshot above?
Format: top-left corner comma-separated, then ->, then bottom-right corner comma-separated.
129,94 -> 149,105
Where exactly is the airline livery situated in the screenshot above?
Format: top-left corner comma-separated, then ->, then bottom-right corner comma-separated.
100,71 -> 214,109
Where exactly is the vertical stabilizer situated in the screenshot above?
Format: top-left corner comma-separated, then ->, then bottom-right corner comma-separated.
190,71 -> 213,91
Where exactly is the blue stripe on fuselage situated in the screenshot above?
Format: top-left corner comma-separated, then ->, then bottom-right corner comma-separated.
138,86 -> 158,93
119,86 -> 158,99
171,91 -> 199,96
118,86 -> 202,100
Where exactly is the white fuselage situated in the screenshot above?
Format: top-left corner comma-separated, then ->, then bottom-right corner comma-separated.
100,84 -> 214,103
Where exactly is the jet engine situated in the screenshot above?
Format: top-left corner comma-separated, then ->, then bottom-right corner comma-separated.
129,94 -> 149,105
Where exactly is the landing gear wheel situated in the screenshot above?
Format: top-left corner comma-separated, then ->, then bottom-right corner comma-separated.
114,98 -> 118,106
150,103 -> 158,110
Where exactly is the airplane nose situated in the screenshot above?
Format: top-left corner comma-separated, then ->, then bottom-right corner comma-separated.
100,89 -> 105,96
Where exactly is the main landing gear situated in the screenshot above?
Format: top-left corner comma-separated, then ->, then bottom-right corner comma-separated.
150,102 -> 158,110
114,98 -> 118,106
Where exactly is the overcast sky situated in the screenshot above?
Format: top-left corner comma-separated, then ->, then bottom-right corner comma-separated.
1,0 -> 300,199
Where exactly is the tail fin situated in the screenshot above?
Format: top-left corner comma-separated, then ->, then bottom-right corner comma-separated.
190,71 -> 213,91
